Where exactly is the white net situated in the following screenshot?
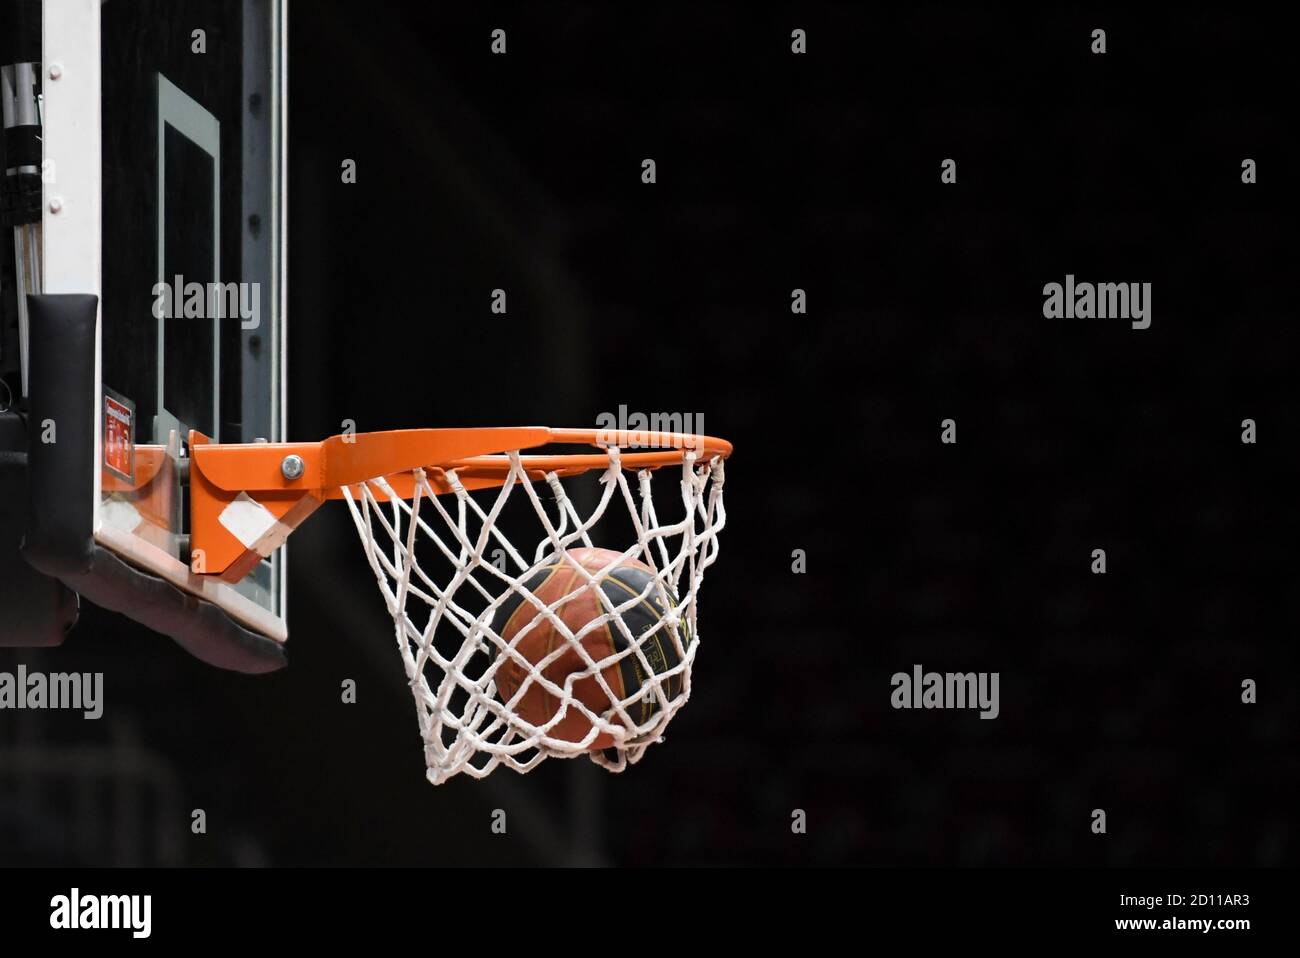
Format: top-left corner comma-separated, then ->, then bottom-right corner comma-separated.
341,446 -> 727,784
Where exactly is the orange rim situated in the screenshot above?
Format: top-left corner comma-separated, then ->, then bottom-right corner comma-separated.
446,428 -> 733,480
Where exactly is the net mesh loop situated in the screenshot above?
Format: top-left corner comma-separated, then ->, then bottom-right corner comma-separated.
341,446 -> 727,784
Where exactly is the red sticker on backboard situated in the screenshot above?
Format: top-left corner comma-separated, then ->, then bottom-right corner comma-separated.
104,394 -> 135,483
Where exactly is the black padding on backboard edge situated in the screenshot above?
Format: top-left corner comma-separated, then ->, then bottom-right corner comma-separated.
22,293 -> 97,577
20,293 -> 286,674
60,545 -> 287,674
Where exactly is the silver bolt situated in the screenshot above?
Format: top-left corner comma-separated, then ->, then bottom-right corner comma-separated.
48,196 -> 63,214
49,63 -> 63,81
280,454 -> 305,481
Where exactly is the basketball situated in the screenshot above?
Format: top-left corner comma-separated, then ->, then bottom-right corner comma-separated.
492,547 -> 690,749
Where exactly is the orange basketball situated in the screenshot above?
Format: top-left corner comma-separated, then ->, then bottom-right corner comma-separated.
493,547 -> 688,750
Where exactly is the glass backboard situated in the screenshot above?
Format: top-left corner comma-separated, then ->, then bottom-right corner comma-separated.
43,0 -> 287,640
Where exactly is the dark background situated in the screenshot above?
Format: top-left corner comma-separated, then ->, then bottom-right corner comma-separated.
3,3 -> 1298,866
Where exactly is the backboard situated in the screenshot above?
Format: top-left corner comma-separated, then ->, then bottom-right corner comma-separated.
43,0 -> 288,641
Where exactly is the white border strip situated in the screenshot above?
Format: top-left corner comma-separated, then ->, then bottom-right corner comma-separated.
156,74 -> 221,441
42,0 -> 103,528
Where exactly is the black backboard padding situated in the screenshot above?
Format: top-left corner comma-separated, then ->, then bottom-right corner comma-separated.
22,294 -> 97,577
61,544 -> 286,674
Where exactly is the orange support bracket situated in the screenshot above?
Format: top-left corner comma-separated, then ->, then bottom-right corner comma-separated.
188,427 -> 553,581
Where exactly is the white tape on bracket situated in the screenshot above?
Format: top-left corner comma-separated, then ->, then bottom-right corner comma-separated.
219,492 -> 290,557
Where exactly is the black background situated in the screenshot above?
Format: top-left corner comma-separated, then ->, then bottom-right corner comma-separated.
3,3 -> 1297,867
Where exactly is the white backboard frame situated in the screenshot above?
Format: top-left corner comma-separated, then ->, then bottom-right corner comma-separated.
155,73 -> 222,446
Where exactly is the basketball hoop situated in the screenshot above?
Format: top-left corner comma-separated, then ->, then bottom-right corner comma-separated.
338,428 -> 730,784
27,398 -> 732,779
